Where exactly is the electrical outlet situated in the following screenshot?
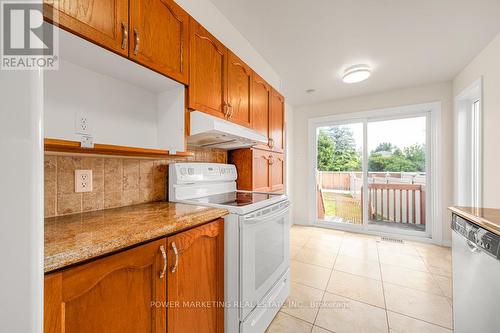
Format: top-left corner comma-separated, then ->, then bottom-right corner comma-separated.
75,170 -> 93,193
75,113 -> 91,135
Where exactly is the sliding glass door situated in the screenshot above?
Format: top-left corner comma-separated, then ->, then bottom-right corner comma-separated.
314,113 -> 430,237
316,122 -> 364,225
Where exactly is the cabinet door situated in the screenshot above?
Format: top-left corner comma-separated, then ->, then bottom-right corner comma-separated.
252,73 -> 271,147
227,51 -> 252,127
167,219 -> 224,333
129,0 -> 189,84
270,152 -> 285,192
44,239 -> 167,333
252,149 -> 271,192
44,0 -> 129,56
188,19 -> 228,119
270,89 -> 285,152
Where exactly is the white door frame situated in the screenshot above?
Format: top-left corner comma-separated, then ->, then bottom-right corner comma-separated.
454,78 -> 483,208
308,102 -> 444,244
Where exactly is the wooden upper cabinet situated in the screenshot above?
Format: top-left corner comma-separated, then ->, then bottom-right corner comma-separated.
270,89 -> 285,152
270,152 -> 285,192
252,149 -> 271,192
129,0 -> 189,84
226,51 -> 252,127
251,72 -> 271,142
188,19 -> 227,118
167,219 -> 224,333
44,238 -> 167,333
43,0 -> 129,56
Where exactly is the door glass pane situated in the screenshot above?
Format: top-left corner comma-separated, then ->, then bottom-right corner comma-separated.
367,116 -> 427,232
316,123 -> 363,224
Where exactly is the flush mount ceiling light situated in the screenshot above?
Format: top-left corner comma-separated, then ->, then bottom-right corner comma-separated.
342,64 -> 371,84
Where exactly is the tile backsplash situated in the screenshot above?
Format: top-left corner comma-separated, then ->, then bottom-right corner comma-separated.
44,147 -> 227,218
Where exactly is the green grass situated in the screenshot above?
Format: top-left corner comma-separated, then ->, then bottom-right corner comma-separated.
322,192 -> 362,224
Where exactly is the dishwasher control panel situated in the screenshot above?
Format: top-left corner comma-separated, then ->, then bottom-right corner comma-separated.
452,214 -> 500,259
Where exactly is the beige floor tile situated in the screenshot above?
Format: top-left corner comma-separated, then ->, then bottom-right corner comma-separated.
379,252 -> 428,272
291,234 -> 310,247
433,275 -> 453,299
327,270 -> 385,307
315,293 -> 388,333
290,245 -> 303,259
304,238 -> 342,252
384,283 -> 453,329
420,255 -> 452,273
338,244 -> 380,262
311,326 -> 333,333
310,227 -> 345,237
266,311 -> 313,333
427,264 -> 452,278
281,282 -> 324,323
387,311 -> 452,333
334,255 -> 382,280
294,247 -> 337,268
377,242 -> 420,257
291,260 -> 332,290
381,264 -> 442,295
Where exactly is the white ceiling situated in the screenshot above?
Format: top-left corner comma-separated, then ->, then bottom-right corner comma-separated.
210,0 -> 500,106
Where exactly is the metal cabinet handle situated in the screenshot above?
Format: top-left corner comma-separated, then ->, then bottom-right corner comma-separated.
268,154 -> 274,165
223,102 -> 228,117
159,245 -> 167,279
171,242 -> 179,273
227,102 -> 233,119
121,23 -> 128,50
269,138 -> 274,149
133,28 -> 140,55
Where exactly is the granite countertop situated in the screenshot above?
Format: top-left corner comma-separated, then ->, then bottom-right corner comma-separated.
449,206 -> 500,236
45,202 -> 228,273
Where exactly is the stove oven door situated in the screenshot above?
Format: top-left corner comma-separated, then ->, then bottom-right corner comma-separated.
239,200 -> 290,320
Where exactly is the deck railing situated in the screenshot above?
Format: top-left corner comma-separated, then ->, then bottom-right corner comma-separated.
367,183 -> 425,225
318,171 -> 426,226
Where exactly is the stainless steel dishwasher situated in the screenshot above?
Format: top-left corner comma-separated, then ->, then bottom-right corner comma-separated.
451,214 -> 500,333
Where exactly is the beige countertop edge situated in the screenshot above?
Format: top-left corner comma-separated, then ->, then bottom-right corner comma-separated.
44,205 -> 228,274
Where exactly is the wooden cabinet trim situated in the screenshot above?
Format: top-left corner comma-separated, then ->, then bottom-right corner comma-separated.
227,51 -> 252,128
167,219 -> 224,333
129,0 -> 189,84
188,19 -> 228,118
43,0 -> 129,57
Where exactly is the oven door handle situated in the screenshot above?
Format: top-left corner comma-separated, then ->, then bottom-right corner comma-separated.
243,205 -> 290,225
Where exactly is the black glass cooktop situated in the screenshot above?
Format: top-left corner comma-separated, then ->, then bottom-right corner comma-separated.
191,192 -> 279,207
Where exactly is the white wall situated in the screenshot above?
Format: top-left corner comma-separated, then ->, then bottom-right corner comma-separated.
175,0 -> 281,90
0,71 -> 44,331
453,32 -> 500,208
45,59 -> 185,152
291,82 -> 454,243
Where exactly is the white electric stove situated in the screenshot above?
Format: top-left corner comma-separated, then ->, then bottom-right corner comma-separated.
169,163 -> 291,333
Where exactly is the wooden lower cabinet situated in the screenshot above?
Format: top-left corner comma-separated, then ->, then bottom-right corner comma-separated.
44,219 -> 224,333
167,219 -> 224,333
44,238 -> 167,333
229,148 -> 284,193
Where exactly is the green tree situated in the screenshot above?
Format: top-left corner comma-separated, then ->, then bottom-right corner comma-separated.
317,127 -> 361,171
317,130 -> 335,171
368,143 -> 425,172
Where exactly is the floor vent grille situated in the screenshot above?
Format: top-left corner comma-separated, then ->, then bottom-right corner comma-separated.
379,236 -> 404,243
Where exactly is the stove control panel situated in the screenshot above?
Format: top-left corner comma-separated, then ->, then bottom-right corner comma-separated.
170,163 -> 237,184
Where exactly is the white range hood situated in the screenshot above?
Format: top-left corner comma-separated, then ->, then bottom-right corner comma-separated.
188,111 -> 267,150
